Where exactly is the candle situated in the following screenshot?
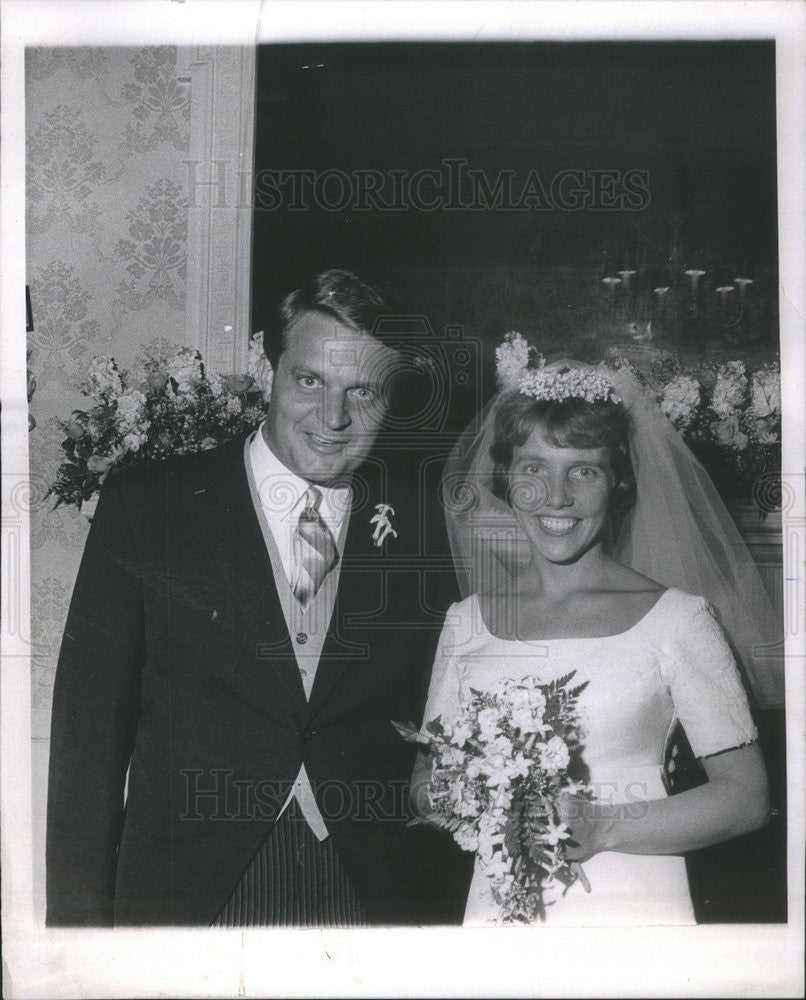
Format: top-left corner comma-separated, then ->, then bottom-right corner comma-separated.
733,278 -> 753,298
716,286 -> 735,307
684,269 -> 706,291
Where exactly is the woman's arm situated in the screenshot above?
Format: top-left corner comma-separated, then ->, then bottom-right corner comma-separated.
409,749 -> 436,820
558,742 -> 769,862
409,603 -> 464,822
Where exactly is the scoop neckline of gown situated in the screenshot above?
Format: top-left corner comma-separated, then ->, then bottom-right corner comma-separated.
472,586 -> 675,644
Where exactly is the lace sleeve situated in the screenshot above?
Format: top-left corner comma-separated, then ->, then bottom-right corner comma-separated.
659,594 -> 758,759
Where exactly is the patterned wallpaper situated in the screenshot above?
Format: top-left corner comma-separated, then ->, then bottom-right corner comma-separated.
26,47 -> 191,735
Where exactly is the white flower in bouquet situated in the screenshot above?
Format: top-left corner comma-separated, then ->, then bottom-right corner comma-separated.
510,706 -> 541,734
166,347 -> 204,394
393,670 -> 589,923
488,734 -> 514,758
116,388 -> 148,431
82,357 -> 125,399
207,373 -> 227,398
123,430 -> 148,453
450,720 -> 474,746
711,414 -> 749,451
509,751 -> 532,780
711,361 -> 748,418
538,735 -> 571,774
752,422 -> 779,446
483,754 -> 512,790
246,331 -> 274,402
477,706 -> 501,742
544,815 -> 572,847
660,374 -> 701,429
749,364 -> 781,420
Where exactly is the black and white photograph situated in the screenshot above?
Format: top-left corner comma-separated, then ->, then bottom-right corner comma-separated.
1,1 -> 804,997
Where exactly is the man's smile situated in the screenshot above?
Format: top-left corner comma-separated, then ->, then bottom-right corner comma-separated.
305,431 -> 350,452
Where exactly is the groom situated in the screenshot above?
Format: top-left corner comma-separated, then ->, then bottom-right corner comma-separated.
46,269 -> 471,926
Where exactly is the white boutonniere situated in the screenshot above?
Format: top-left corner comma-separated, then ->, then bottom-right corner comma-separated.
370,503 -> 398,546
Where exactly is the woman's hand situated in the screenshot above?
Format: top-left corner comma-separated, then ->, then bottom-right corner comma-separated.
556,792 -> 614,863
410,749 -> 461,825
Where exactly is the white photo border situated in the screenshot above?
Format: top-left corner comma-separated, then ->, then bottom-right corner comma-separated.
1,2 -> 803,997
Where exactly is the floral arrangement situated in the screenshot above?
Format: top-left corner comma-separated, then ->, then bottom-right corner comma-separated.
496,331 -> 621,404
653,358 -> 781,503
519,367 -> 621,405
395,672 -> 590,924
47,335 -> 272,518
495,331 -> 539,390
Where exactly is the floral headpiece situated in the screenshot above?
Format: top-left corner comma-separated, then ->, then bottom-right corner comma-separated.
495,331 -> 622,405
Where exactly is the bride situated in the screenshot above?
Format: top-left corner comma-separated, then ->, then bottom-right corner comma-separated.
412,345 -> 781,926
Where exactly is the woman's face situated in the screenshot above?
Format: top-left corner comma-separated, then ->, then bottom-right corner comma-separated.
508,423 -> 616,565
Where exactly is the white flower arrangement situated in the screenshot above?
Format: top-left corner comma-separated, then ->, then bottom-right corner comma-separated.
495,331 -> 620,405
710,413 -> 749,452
518,367 -> 621,405
48,339 -> 271,517
750,363 -> 781,421
652,357 -> 781,503
394,672 -> 590,924
711,360 -> 748,418
660,374 -> 701,430
495,331 -> 541,390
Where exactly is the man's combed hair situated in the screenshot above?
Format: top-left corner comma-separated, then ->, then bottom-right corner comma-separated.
490,392 -> 635,510
262,269 -> 391,367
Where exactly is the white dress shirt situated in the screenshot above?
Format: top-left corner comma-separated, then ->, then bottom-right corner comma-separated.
249,426 -> 351,584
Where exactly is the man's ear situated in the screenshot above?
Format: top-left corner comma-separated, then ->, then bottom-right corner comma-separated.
257,356 -> 274,403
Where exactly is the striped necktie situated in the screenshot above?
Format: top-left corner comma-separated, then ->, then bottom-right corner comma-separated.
293,487 -> 339,608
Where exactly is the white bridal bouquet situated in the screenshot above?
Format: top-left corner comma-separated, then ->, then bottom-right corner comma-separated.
395,672 -> 590,924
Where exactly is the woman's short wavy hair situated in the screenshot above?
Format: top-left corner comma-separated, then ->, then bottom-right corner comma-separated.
489,391 -> 635,512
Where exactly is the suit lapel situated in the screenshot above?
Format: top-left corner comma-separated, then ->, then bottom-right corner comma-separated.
193,437 -> 308,725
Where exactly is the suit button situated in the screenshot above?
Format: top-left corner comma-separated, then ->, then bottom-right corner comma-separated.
302,728 -> 317,741
296,631 -> 308,644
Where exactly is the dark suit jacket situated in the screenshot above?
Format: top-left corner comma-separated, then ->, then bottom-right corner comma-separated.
46,435 -> 472,926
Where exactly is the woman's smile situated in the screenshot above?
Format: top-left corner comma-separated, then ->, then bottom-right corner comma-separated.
535,515 -> 580,535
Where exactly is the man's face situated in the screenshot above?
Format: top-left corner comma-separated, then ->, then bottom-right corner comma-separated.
262,310 -> 398,484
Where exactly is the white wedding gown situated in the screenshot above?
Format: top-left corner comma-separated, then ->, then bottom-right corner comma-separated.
422,588 -> 758,927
